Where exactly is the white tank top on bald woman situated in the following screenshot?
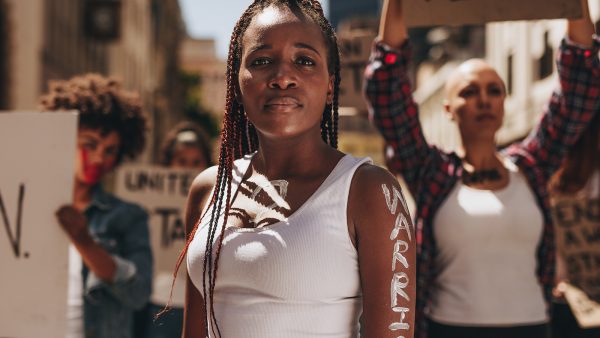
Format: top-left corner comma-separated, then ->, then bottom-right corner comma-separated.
187,154 -> 371,338
430,158 -> 547,326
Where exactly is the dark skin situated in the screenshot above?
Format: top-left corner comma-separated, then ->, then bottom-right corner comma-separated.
183,5 -> 415,338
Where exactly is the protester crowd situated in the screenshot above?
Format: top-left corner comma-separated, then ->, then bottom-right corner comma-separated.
5,0 -> 598,338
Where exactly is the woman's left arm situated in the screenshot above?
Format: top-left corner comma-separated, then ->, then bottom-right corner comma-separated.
349,164 -> 416,338
511,0 -> 599,181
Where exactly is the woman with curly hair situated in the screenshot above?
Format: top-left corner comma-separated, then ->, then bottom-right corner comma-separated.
178,1 -> 416,337
40,73 -> 153,338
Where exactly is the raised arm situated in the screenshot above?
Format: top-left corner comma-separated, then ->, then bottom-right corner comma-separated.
568,0 -> 595,47
379,0 -> 408,48
364,0 -> 447,196
350,164 -> 416,338
508,0 -> 599,181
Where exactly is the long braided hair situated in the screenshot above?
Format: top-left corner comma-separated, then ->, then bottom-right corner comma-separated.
173,1 -> 341,336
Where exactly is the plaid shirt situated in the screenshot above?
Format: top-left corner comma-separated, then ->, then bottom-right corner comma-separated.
364,37 -> 600,338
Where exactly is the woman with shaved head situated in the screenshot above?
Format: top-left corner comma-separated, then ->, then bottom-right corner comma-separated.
364,1 -> 599,338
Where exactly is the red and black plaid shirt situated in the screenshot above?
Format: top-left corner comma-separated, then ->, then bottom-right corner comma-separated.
364,37 -> 600,338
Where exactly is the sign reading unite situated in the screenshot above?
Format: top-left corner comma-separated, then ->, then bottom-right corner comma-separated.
115,165 -> 199,307
121,168 -> 194,248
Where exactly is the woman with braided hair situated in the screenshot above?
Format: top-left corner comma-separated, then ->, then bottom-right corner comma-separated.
178,0 -> 416,337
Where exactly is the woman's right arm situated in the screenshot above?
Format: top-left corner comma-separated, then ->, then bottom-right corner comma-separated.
364,0 -> 440,195
182,167 -> 218,338
379,0 -> 408,48
507,0 -> 599,184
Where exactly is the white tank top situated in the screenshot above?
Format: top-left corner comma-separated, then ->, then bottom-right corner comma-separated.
430,160 -> 548,325
187,154 -> 370,338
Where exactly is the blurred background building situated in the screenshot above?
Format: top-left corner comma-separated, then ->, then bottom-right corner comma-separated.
329,0 -> 381,30
180,37 -> 225,138
148,0 -> 187,160
2,0 -> 185,161
330,0 -> 484,166
329,0 -> 599,157
1,0 -> 598,165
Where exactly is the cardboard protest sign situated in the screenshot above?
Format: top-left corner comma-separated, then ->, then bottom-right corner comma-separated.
115,165 -> 199,307
552,187 -> 600,327
404,0 -> 583,27
0,112 -> 78,338
338,29 -> 377,113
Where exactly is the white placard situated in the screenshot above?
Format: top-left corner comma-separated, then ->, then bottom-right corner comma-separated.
114,165 -> 199,307
404,0 -> 582,27
0,112 -> 78,338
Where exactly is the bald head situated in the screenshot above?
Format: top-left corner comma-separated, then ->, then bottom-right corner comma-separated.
444,58 -> 506,100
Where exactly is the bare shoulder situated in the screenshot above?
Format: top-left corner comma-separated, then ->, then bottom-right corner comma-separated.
350,163 -> 404,203
185,165 -> 219,234
349,163 -> 409,227
189,165 -> 219,198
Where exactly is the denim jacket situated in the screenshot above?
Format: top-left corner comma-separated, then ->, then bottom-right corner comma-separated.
82,186 -> 153,338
